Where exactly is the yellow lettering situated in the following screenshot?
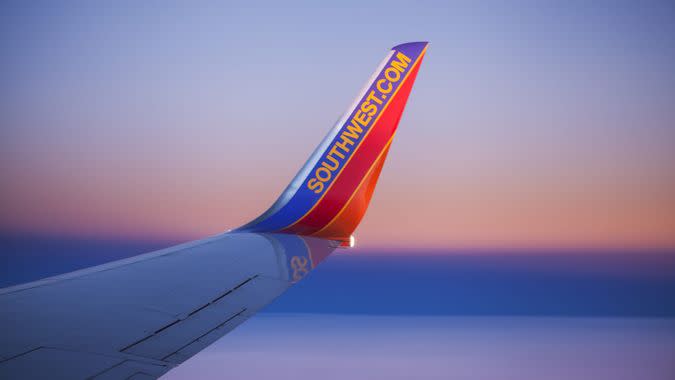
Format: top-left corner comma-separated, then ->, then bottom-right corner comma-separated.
376,78 -> 392,94
336,135 -> 354,153
316,166 -> 332,182
322,155 -> 339,171
353,111 -> 370,127
391,51 -> 411,72
385,67 -> 400,82
304,51 -> 418,196
307,178 -> 324,193
360,101 -> 377,117
328,144 -> 345,160
366,90 -> 383,105
343,119 -> 362,140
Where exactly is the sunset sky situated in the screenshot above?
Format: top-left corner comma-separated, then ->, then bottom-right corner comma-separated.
2,3 -> 674,379
2,1 -> 674,250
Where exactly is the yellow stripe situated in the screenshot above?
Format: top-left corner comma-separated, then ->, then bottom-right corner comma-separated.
281,46 -> 428,231
311,132 -> 396,237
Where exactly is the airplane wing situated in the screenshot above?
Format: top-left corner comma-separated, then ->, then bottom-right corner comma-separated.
0,42 -> 428,379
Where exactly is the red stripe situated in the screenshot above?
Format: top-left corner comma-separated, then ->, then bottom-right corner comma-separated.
284,58 -> 423,235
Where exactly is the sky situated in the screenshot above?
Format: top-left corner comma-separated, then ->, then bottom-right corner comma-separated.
1,1 -> 674,250
1,3 -> 674,379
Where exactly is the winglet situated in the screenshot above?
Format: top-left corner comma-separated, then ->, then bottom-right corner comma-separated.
237,42 -> 428,244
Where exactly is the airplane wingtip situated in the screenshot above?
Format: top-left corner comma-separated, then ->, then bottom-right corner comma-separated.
392,41 -> 429,52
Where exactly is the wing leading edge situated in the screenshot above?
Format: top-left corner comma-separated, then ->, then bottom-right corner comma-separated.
0,42 -> 428,379
0,233 -> 336,379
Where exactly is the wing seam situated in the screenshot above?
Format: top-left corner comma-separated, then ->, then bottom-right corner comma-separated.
160,308 -> 247,361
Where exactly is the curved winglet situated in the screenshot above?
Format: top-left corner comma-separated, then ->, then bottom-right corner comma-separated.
237,42 -> 428,244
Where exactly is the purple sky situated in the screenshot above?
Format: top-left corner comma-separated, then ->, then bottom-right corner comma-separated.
162,314 -> 675,380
